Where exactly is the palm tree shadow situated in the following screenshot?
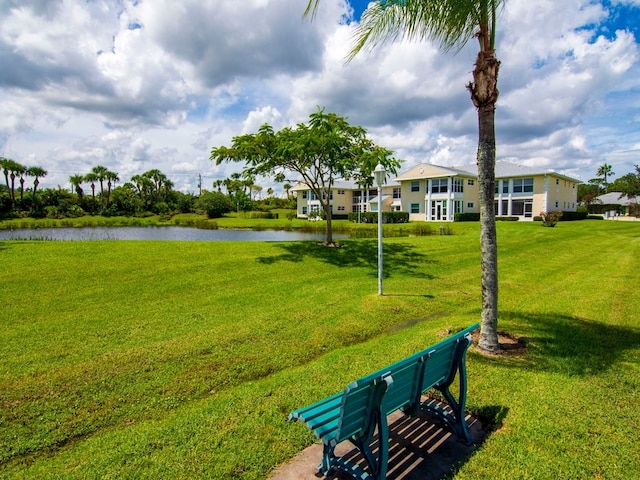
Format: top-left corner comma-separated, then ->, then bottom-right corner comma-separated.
257,240 -> 438,279
474,311 -> 640,376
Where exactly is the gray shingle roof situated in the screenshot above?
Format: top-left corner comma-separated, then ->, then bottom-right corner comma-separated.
455,161 -> 581,182
595,192 -> 640,205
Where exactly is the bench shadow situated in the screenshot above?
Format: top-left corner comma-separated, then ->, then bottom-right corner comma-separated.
257,240 -> 438,280
324,401 -> 507,480
473,311 -> 640,376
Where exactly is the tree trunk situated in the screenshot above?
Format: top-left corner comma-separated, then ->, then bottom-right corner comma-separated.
324,203 -> 334,245
468,50 -> 500,353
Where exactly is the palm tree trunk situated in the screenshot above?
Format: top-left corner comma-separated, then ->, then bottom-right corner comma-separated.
469,49 -> 500,353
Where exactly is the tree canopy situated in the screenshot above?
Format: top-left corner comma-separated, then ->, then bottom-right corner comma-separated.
211,107 -> 401,244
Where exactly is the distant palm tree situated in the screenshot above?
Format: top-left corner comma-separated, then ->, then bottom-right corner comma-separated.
1,157 -> 24,202
69,174 -> 85,199
597,163 -> 615,188
105,170 -> 119,206
212,179 -> 224,192
84,172 -> 99,202
91,165 -> 109,198
27,166 -> 47,202
305,0 -> 504,352
17,164 -> 27,201
283,182 -> 292,199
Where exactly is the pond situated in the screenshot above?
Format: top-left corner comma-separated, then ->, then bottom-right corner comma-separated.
0,226 -> 349,242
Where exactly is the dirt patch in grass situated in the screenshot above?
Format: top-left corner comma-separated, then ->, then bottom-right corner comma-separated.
471,330 -> 528,356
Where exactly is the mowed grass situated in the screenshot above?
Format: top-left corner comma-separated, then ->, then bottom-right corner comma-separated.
0,220 -> 639,479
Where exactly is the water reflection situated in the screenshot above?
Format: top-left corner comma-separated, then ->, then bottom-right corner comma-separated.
0,226 -> 349,242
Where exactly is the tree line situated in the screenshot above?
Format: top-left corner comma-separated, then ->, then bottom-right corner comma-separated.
0,157 -> 294,219
578,163 -> 640,209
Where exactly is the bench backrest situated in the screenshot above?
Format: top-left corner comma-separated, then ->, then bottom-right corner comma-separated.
334,324 -> 477,443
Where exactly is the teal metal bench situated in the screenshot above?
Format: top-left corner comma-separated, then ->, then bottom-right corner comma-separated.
289,323 -> 478,480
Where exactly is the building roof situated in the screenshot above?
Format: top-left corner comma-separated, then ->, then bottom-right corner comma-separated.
455,161 -> 581,183
595,192 -> 640,205
290,178 -> 398,191
290,161 -> 581,191
290,179 -> 358,191
394,163 -> 475,181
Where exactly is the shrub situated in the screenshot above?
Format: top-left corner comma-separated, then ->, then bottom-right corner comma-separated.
247,211 -> 277,219
496,216 -> 519,221
454,212 -> 480,222
559,210 -> 588,221
348,212 -> 409,224
196,191 -> 231,219
540,210 -> 563,227
412,223 -> 432,236
307,209 -> 326,221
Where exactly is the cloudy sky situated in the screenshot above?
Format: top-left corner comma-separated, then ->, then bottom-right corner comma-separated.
1,0 -> 639,194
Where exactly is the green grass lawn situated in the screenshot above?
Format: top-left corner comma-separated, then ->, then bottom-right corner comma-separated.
1,220 -> 639,479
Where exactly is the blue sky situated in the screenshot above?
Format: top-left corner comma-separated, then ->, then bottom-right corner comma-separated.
1,0 -> 639,193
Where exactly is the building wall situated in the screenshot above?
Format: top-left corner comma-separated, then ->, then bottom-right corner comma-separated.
494,175 -> 578,219
546,176 -> 579,212
295,186 -> 394,217
294,168 -> 579,221
400,179 -> 427,221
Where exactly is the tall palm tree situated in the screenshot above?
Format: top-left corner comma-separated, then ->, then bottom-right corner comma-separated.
305,0 -> 503,352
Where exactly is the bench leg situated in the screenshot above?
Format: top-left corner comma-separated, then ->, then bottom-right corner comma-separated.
421,338 -> 473,445
320,386 -> 391,480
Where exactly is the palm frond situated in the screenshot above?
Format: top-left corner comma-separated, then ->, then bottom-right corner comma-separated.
348,0 -> 504,61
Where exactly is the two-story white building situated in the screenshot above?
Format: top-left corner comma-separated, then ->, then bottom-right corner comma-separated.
293,161 -> 581,221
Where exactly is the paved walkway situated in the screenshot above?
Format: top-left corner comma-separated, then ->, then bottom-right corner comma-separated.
269,408 -> 486,480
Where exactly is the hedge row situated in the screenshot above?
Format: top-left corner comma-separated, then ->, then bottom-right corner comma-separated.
348,212 -> 410,224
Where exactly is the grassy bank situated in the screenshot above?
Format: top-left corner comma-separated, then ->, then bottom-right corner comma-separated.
0,211 -> 444,238
1,221 -> 639,479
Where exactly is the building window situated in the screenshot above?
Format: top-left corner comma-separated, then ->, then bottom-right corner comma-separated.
555,201 -> 559,208
453,178 -> 464,193
512,200 -> 525,216
467,179 -> 475,186
513,178 -> 534,193
503,181 -> 509,194
411,181 -> 420,192
431,178 -> 448,193
321,191 -> 333,201
454,200 -> 463,213
302,191 -> 308,199
302,206 -> 308,214
309,191 -> 316,200
337,206 -> 345,211
410,203 -> 420,214
338,189 -> 345,195
556,178 -> 559,185
393,187 -> 401,199
467,202 -> 474,209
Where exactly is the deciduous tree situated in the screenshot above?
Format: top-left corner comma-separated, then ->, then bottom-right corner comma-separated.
211,107 -> 400,245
